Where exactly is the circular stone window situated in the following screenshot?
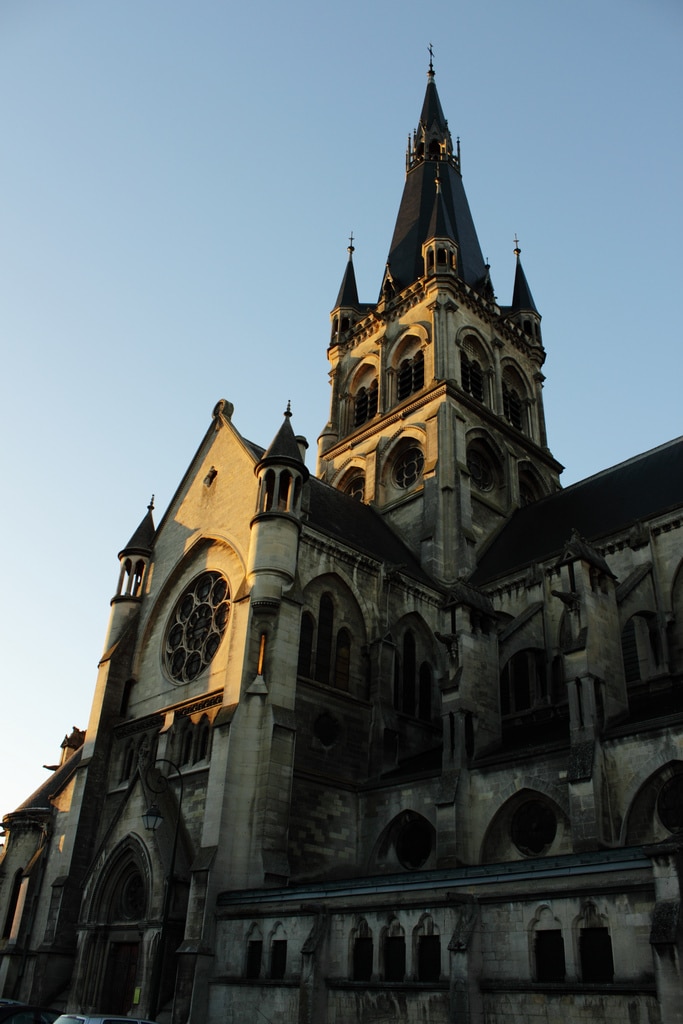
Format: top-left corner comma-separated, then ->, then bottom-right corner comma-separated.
395,818 -> 433,870
467,448 -> 494,491
657,775 -> 683,832
393,447 -> 425,490
164,571 -> 230,683
313,712 -> 340,747
511,800 -> 557,856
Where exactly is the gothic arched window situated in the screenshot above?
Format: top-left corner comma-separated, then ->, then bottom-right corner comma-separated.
461,352 -> 484,402
335,628 -> 351,690
401,632 -> 416,715
397,351 -> 424,401
418,663 -> 432,721
298,594 -> 357,694
354,380 -> 378,428
393,630 -> 432,720
314,594 -> 334,683
500,649 -> 547,717
382,920 -> 406,982
352,919 -> 373,981
503,383 -> 523,430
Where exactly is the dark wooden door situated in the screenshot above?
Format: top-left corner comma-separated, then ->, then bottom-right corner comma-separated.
101,941 -> 139,1013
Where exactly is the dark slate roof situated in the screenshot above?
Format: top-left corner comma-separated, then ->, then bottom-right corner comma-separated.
119,505 -> 155,557
306,477 -> 436,588
9,747 -> 83,816
470,437 -> 683,586
386,158 -> 486,293
511,254 -> 538,313
334,253 -> 360,309
240,429 -> 432,586
426,176 -> 456,241
261,409 -> 307,469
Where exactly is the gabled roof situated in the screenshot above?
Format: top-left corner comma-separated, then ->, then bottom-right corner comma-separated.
470,437 -> 683,586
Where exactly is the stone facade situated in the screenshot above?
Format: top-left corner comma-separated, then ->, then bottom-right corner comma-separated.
1,65 -> 682,1024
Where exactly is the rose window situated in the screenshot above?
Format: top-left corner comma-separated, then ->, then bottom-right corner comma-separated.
164,571 -> 230,683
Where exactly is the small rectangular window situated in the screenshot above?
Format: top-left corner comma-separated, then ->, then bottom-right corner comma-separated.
535,929 -> 565,981
246,939 -> 263,979
269,939 -> 287,979
384,935 -> 406,982
353,936 -> 373,981
580,927 -> 614,982
417,934 -> 441,981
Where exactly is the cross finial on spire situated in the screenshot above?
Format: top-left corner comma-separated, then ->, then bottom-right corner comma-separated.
513,235 -> 521,257
347,232 -> 355,258
284,400 -> 292,418
428,42 -> 434,75
147,495 -> 155,512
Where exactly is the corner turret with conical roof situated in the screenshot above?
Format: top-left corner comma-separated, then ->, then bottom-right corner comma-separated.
330,237 -> 366,346
114,498 -> 155,601
318,56 -> 562,583
505,238 -> 542,345
103,499 -> 155,650
249,405 -> 309,609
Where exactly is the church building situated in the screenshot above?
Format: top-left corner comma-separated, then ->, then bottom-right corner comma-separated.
1,61 -> 682,1024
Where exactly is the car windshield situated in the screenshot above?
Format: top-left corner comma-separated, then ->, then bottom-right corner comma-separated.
1,1013 -> 60,1024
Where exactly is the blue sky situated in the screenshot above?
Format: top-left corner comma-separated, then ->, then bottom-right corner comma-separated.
1,0 -> 681,822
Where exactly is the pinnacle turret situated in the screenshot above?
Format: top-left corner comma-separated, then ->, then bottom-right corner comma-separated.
334,237 -> 360,309
511,240 -> 539,314
331,237 -> 365,345
260,404 -> 309,475
118,497 -> 156,559
112,499 -> 155,608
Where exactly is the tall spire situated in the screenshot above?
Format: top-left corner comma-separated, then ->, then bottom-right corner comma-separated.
384,57 -> 487,294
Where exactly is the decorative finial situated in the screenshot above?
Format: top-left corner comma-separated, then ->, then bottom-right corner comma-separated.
435,164 -> 441,194
513,235 -> 521,257
428,42 -> 434,75
284,400 -> 292,418
148,495 -> 155,512
347,231 -> 355,258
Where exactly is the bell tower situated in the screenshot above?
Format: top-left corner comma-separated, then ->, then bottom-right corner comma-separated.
317,59 -> 562,583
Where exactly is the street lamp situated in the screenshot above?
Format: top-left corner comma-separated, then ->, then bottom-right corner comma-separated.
142,758 -> 184,1020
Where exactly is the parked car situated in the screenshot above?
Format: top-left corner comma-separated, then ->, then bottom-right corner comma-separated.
54,1016 -> 155,1024
0,1007 -> 60,1024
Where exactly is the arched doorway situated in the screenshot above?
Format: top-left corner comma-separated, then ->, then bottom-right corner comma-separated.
77,838 -> 153,1015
